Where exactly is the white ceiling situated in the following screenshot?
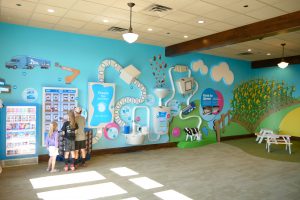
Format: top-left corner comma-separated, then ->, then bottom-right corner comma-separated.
1,0 -> 300,61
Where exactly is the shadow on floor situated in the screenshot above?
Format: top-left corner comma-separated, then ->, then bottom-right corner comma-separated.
223,137 -> 300,163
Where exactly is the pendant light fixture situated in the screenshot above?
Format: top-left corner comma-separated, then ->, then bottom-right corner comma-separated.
123,2 -> 139,43
277,43 -> 289,69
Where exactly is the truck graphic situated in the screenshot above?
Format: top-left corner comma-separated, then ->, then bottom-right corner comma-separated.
5,56 -> 50,69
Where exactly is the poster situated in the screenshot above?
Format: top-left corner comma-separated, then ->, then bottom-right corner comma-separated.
42,87 -> 78,146
5,105 -> 37,156
88,82 -> 115,128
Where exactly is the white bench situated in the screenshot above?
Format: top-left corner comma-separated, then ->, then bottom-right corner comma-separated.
255,128 -> 274,143
266,134 -> 292,154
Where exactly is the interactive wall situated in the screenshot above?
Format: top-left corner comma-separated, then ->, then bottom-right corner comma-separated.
1,22 -> 299,156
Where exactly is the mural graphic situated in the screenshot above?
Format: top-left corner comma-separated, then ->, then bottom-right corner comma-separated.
192,60 -> 208,75
0,78 -> 11,93
88,82 -> 115,128
201,88 -> 224,115
22,88 -> 38,102
213,79 -> 300,141
149,54 -> 168,88
5,55 -> 50,69
55,62 -> 80,84
211,62 -> 234,85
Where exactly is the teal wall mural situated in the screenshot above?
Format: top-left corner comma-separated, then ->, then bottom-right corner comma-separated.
6,22 -> 300,155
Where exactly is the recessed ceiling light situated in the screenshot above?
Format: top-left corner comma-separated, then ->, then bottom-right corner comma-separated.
184,35 -> 188,38
47,9 -> 55,13
103,19 -> 109,23
198,20 -> 204,24
247,48 -> 252,52
147,28 -> 153,31
16,3 -> 22,6
266,53 -> 271,56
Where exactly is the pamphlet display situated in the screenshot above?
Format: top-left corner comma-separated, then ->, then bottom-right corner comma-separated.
42,87 -> 78,146
5,105 -> 37,156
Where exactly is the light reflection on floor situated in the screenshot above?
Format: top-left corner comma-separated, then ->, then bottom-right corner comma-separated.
30,171 -> 106,189
30,167 -> 193,200
37,182 -> 127,200
110,167 -> 139,176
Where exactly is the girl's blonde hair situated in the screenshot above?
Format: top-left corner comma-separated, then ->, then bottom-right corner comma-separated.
49,121 -> 58,138
68,110 -> 76,129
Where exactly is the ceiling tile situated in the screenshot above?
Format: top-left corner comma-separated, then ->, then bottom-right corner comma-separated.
28,20 -> 55,29
65,10 -> 96,22
31,13 -> 61,23
39,0 -> 77,9
101,7 -> 129,20
76,28 -> 100,36
1,7 -> 32,19
163,11 -> 197,23
57,18 -> 86,28
71,0 -> 108,15
168,23 -> 194,33
204,8 -> 240,21
54,24 -> 78,33
131,12 -> 159,25
246,6 -> 287,20
0,15 -> 28,25
149,0 -> 199,10
272,0 -> 300,12
82,22 -> 110,31
201,0 -> 244,7
186,27 -> 216,37
181,1 -> 221,15
225,14 -> 258,26
112,0 -> 152,12
150,18 -> 178,28
204,22 -> 236,32
92,16 -> 120,25
222,0 -> 267,13
35,4 -> 68,17
1,0 -> 36,11
85,0 -> 118,6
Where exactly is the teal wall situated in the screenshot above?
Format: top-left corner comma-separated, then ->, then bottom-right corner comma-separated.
0,23 -> 254,155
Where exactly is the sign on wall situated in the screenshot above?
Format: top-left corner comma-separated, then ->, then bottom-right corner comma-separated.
42,87 -> 78,146
88,82 -> 115,128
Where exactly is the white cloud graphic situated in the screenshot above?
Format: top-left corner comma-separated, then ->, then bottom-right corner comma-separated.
192,60 -> 208,75
211,62 -> 234,85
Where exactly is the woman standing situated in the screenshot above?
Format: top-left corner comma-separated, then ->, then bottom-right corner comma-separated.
61,110 -> 78,171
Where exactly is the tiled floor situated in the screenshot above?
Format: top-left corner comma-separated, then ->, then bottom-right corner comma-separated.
1,142 -> 300,200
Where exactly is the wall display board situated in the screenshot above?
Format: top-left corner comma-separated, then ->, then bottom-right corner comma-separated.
42,87 -> 78,146
4,105 -> 37,156
88,82 -> 115,128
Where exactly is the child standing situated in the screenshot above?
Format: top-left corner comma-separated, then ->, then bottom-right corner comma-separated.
46,121 -> 59,173
61,110 -> 78,171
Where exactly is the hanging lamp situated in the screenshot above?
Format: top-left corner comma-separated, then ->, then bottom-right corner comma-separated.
123,2 -> 139,43
277,43 -> 289,69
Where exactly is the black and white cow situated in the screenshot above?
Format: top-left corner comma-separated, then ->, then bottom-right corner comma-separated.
184,127 -> 201,141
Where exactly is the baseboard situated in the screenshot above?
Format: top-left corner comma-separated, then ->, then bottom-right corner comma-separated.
2,157 -> 38,168
221,134 -> 254,141
39,142 -> 177,162
91,142 -> 177,156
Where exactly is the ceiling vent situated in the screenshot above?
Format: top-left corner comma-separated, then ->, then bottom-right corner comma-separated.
238,52 -> 253,55
108,26 -> 127,32
145,4 -> 172,12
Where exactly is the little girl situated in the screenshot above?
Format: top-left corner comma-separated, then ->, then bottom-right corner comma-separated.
46,121 -> 59,173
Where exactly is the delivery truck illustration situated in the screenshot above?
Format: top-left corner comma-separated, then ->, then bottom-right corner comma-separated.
5,56 -> 50,69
